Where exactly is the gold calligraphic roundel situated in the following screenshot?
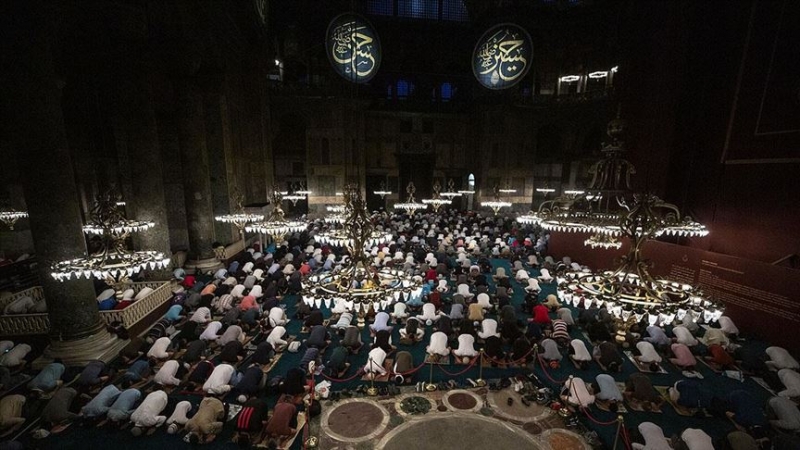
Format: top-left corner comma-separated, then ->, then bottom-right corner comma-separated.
472,23 -> 533,90
326,13 -> 382,84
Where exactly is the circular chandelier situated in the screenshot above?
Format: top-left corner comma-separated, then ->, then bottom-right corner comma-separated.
518,116 -> 714,313
0,206 -> 28,230
51,191 -> 170,297
394,182 -> 426,214
304,184 -> 421,314
421,180 -> 452,213
480,185 -> 512,214
440,179 -> 462,199
373,181 -> 392,199
214,190 -> 264,239
245,188 -> 307,242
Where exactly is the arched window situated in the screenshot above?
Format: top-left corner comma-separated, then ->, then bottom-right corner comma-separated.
468,173 -> 475,189
397,79 -> 413,99
440,82 -> 453,101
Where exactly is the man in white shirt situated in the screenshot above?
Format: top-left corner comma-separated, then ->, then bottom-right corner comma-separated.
768,396 -> 800,431
129,390 -> 168,436
569,339 -> 592,369
190,307 -> 212,324
203,364 -> 236,395
631,422 -> 672,450
679,428 -> 714,450
426,331 -> 450,357
266,326 -> 288,351
766,346 -> 799,371
635,341 -> 663,372
153,360 -> 183,386
671,325 -> 698,347
561,376 -> 594,408
146,337 -> 173,360
363,347 -> 387,380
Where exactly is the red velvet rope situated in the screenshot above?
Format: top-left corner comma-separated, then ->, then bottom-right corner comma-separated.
435,355 -> 478,376
537,354 -> 568,384
483,346 -> 537,366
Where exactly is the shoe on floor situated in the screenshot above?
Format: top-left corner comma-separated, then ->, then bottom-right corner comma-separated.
682,370 -> 698,378
507,397 -> 514,406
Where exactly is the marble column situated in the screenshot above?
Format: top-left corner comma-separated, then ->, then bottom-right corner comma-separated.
204,92 -> 236,245
1,0 -> 125,366
117,71 -> 172,279
176,82 -> 219,268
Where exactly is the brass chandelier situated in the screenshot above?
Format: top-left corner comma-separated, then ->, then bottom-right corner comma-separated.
517,117 -> 714,313
245,187 -> 307,243
394,182 -> 426,214
214,189 -> 264,240
480,184 -> 512,214
304,184 -> 421,313
421,180 -> 452,212
51,191 -> 170,298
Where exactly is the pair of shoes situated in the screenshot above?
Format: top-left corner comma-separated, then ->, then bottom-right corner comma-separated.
356,385 -> 367,394
447,380 -> 458,390
466,378 -> 477,387
415,382 -> 424,392
682,370 -> 702,379
379,386 -> 389,396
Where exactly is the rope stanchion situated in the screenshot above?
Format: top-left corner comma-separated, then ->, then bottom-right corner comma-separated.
434,355 -> 478,376
483,345 -> 537,367
537,353 -> 568,385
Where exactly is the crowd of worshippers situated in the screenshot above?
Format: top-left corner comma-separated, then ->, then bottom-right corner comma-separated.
0,210 -> 798,449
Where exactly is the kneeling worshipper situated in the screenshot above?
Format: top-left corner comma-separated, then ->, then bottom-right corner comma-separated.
74,360 -> 112,392
218,325 -> 245,347
299,348 -> 321,374
332,312 -> 354,332
540,338 -> 563,367
766,346 -> 800,371
634,341 -> 663,372
106,388 -> 142,425
672,325 -> 699,347
593,341 -> 623,372
767,396 -> 800,431
631,422 -> 672,450
0,343 -> 31,368
190,306 -> 212,324
370,312 -> 393,335
426,331 -> 450,358
393,351 -> 414,384
267,306 -> 289,328
723,431 -> 760,450
147,336 -> 174,360
477,318 -> 499,340
668,378 -> 711,411
203,363 -> 236,395
165,401 -> 192,435
453,334 -> 478,363
305,325 -> 330,349
266,326 -> 289,352
281,367 -> 308,396
701,327 -> 729,348
364,346 -> 388,380
669,343 -> 703,378
725,390 -> 768,432
777,368 -> 800,398
121,359 -> 154,388
232,397 -> 269,447
704,343 -> 737,370
718,316 -> 739,338
467,302 -> 485,323
561,376 -> 594,408
80,385 -> 121,423
569,339 -> 592,370
184,397 -> 225,444
199,321 -> 224,342
400,318 -> 425,344
326,347 -> 350,378
0,395 -> 26,435
236,364 -> 266,403
40,387 -> 78,432
27,361 -> 64,396
265,395 -> 298,441
417,303 -> 444,325
551,319 -> 570,345
677,428 -> 715,450
342,325 -> 364,353
154,360 -> 187,386
592,374 -> 623,412
373,329 -> 395,354
624,373 -> 663,412
130,390 -> 168,436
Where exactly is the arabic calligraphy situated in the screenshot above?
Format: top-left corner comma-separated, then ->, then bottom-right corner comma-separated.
473,24 -> 533,90
326,13 -> 381,83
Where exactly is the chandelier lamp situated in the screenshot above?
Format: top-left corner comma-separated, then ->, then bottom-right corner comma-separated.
394,182 -> 426,215
0,206 -> 28,230
440,179 -> 463,199
304,184 -> 421,316
373,181 -> 392,199
245,187 -> 307,243
51,191 -> 170,298
517,116 -> 715,314
421,180 -> 452,213
480,185 -> 512,215
214,190 -> 264,240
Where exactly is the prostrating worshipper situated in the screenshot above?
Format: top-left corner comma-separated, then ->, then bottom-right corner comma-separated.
391,302 -> 409,323
303,309 -> 325,330
701,327 -> 729,348
364,344 -> 390,379
120,359 -> 154,388
510,335 -> 534,365
281,367 -> 308,396
634,341 -> 663,372
643,325 -> 671,351
668,379 -> 712,412
475,293 -> 492,310
593,341 -> 623,372
0,395 -> 26,435
531,303 -> 551,327
725,390 -> 768,432
266,326 -> 288,352
477,318 -> 499,340
79,385 -> 121,423
154,360 -> 186,387
704,343 -> 737,370
305,325 -> 330,349
106,388 -> 142,426
722,431 -> 760,450
326,347 -> 350,378
453,334 -> 478,363
189,306 -> 212,324
341,325 -> 364,354
165,401 -> 192,435
298,348 -> 320,374
74,360 -> 111,392
265,395 -> 298,441
467,302 -> 485,323
40,387 -> 78,432
235,364 -> 266,404
560,376 -> 594,408
718,316 -> 739,339
393,351 -> 414,385
624,373 -> 663,412
556,307 -> 575,328
129,390 -> 168,436
592,374 -> 623,412
203,363 -> 236,395
569,339 -> 592,370
184,397 -> 225,444
218,324 -> 245,347
766,346 -> 799,371
147,336 -> 174,360
331,312 -> 354,333
267,306 -> 288,329
399,317 -> 425,344
735,345 -> 768,376
677,428 -> 714,450
373,329 -> 395,354
426,331 -> 450,360
217,339 -> 246,364
484,335 -> 506,366
767,396 -> 800,432
669,343 -> 703,378
631,422 -> 672,450
540,338 -> 562,367
0,344 -> 30,368
672,325 -> 699,347
416,303 -> 444,325
777,368 -> 800,398
181,339 -> 208,368
199,321 -> 224,343
27,361 -> 65,396
232,397 -> 269,447
543,294 -> 561,311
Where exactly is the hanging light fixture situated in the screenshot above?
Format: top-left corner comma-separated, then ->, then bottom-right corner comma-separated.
214,189 -> 264,240
51,190 -> 170,298
304,184 -> 421,316
0,205 -> 28,231
394,182 -> 426,214
373,181 -> 392,199
480,184 -> 512,215
421,180 -> 452,213
440,179 -> 462,199
245,187 -> 307,243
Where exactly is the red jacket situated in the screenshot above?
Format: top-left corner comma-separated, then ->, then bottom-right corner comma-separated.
532,304 -> 551,325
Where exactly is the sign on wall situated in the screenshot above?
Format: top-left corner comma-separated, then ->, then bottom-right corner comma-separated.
326,13 -> 381,84
472,23 -> 533,90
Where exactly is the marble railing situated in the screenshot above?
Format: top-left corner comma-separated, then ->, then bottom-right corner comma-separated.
0,281 -> 172,337
216,236 -> 257,262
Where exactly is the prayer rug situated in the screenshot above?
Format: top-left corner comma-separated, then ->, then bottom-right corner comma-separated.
424,354 -> 452,365
624,351 -> 668,374
617,382 -> 662,413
